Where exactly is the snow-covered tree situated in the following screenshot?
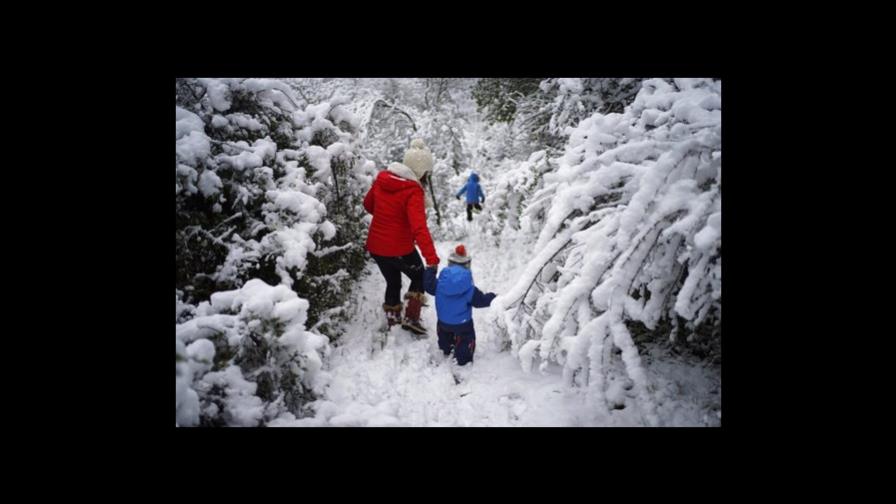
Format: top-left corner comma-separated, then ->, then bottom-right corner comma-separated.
542,78 -> 643,132
176,77 -> 374,324
472,78 -> 543,124
470,78 -> 645,160
176,77 -> 303,302
492,78 -> 722,426
176,78 -> 375,425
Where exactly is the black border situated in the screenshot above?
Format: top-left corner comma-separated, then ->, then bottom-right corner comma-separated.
112,52 -> 751,462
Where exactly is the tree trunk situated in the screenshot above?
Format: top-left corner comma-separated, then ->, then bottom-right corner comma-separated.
426,175 -> 441,226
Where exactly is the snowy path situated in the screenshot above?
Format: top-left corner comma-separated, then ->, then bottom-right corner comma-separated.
281,220 -> 720,427
287,221 -> 605,426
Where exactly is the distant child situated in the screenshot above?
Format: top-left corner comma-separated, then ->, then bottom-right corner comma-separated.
455,172 -> 485,221
423,244 -> 496,365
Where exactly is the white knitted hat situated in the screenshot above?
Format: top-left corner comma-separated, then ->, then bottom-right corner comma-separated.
403,138 -> 434,180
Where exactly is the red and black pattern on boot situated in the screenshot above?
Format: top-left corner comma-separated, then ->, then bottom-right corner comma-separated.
401,291 -> 428,336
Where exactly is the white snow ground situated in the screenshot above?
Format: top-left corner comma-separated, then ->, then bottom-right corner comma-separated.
271,220 -> 720,427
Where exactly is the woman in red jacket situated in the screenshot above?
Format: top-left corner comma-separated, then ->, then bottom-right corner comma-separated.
364,139 -> 439,335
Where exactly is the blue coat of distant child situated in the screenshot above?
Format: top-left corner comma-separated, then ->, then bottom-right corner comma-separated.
455,172 -> 485,221
423,244 -> 496,365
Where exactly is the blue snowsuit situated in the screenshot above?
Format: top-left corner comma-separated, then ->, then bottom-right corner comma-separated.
456,172 -> 485,204
456,172 -> 485,221
423,264 -> 496,365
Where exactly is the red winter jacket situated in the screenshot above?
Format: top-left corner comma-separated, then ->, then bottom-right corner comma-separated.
364,167 -> 439,265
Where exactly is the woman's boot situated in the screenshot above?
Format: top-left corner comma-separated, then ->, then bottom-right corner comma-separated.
401,291 -> 427,336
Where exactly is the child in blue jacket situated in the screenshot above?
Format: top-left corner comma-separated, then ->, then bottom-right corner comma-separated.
423,244 -> 497,365
455,172 -> 485,221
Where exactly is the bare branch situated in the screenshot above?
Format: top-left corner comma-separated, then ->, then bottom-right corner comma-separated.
373,99 -> 417,132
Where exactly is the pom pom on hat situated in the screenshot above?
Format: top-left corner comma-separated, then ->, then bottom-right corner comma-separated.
448,243 -> 471,264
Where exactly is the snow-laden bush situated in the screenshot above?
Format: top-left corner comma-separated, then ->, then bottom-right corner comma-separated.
176,79 -> 376,425
176,78 -> 374,325
175,279 -> 330,426
493,78 -> 721,426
